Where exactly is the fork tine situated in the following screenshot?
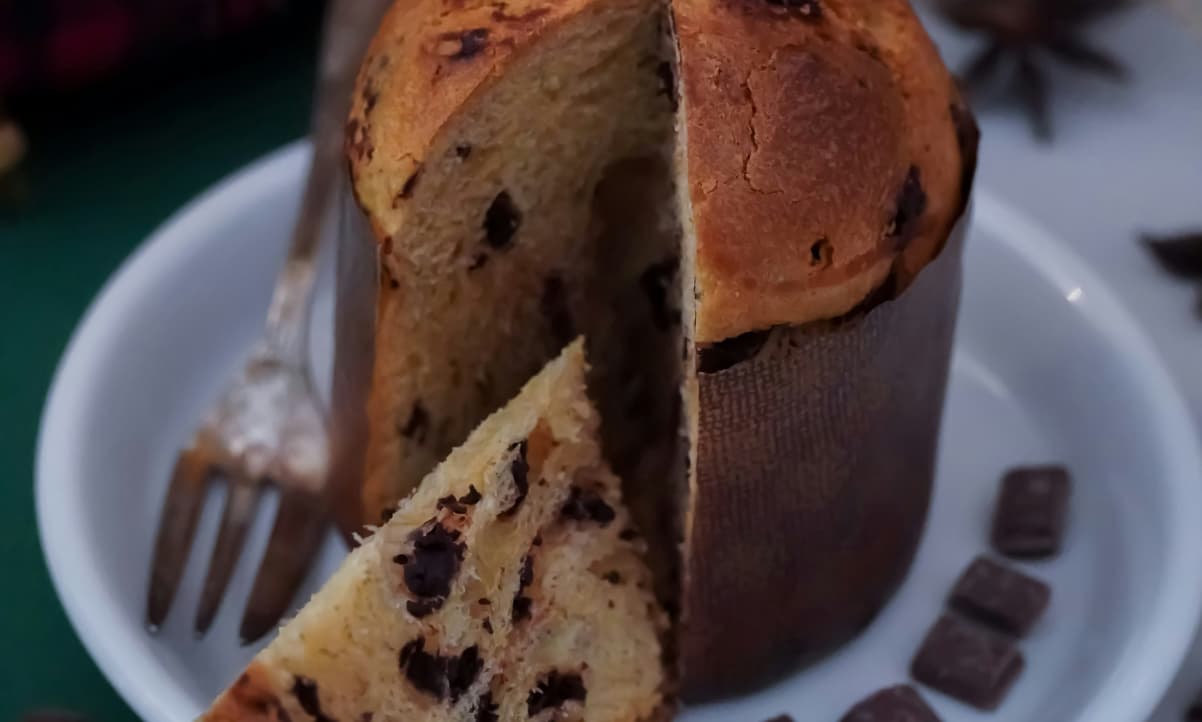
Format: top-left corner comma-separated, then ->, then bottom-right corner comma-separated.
239,488 -> 329,644
146,446 -> 214,632
194,479 -> 263,636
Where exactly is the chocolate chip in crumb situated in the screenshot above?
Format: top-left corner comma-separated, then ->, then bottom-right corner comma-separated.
455,143 -> 473,159
399,638 -> 482,702
519,556 -> 535,589
639,257 -> 681,331
499,440 -> 530,517
603,571 -> 622,584
400,402 -> 430,443
561,486 -> 616,526
476,692 -> 500,722
478,597 -> 491,606
512,596 -> 533,623
447,645 -> 482,701
527,672 -> 588,715
532,534 -> 542,546
437,495 -> 468,515
619,528 -> 638,541
403,523 -> 465,599
458,485 -> 483,505
889,165 -> 927,246
482,618 -> 494,634
483,191 -> 522,249
541,275 -> 575,347
697,329 -> 771,373
393,554 -> 409,565
292,676 -> 334,722
810,237 -> 833,268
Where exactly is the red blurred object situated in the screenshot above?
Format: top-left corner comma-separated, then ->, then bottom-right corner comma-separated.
0,0 -> 296,96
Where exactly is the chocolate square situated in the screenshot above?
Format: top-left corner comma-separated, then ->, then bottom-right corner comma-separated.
839,685 -> 940,721
991,465 -> 1071,559
910,614 -> 1024,710
948,556 -> 1051,637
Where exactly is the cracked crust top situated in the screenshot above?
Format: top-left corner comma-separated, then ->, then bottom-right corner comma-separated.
348,0 -> 975,343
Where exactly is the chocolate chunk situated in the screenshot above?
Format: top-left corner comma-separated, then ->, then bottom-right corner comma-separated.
541,275 -> 575,347
532,534 -> 542,546
603,570 -> 622,584
839,685 -> 939,722
948,556 -> 1050,637
499,440 -> 529,517
482,618 -> 494,634
991,466 -> 1071,558
393,554 -> 409,565
407,598 -> 441,618
459,485 -> 483,505
561,486 -> 616,525
400,402 -> 430,442
455,143 -> 473,159
619,528 -> 638,541
292,677 -> 334,722
640,257 -> 681,331
519,555 -> 535,588
656,61 -> 678,110
697,329 -> 771,373
527,672 -> 588,715
403,523 -> 465,600
910,614 -> 1024,710
889,165 -> 927,246
475,692 -> 499,722
512,596 -> 533,623
399,638 -> 481,702
437,495 -> 468,515
483,191 -> 522,249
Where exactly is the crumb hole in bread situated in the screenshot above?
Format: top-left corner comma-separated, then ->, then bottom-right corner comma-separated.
483,191 -> 522,249
810,237 -> 833,268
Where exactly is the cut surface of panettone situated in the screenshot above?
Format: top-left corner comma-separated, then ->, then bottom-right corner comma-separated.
203,342 -> 666,722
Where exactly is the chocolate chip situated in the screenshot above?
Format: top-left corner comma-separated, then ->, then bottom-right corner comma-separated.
455,143 -> 473,159
948,556 -> 1051,637
697,329 -> 771,373
475,692 -> 500,722
561,486 -> 616,526
393,554 -> 409,565
991,466 -> 1071,559
603,571 -> 622,584
437,495 -> 468,515
532,534 -> 542,546
519,555 -> 535,589
482,618 -> 493,634
656,61 -> 678,110
889,165 -> 927,246
640,257 -> 681,331
541,275 -> 575,346
478,597 -> 491,605
483,191 -> 522,249
400,402 -> 430,442
527,672 -> 588,715
399,638 -> 482,702
292,677 -> 334,722
910,614 -> 1023,710
499,440 -> 529,517
512,596 -> 533,622
407,598 -> 441,618
403,523 -> 465,601
459,485 -> 483,505
838,685 -> 939,722
810,237 -> 832,267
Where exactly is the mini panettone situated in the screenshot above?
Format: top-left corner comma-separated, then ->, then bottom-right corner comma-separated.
337,0 -> 977,700
204,342 -> 667,722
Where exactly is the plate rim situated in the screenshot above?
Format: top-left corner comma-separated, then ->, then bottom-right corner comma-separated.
35,142 -> 1202,722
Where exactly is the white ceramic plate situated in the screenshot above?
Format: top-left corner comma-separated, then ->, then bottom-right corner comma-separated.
37,142 -> 1202,722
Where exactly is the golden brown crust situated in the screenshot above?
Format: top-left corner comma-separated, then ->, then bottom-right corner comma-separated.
675,0 -> 969,342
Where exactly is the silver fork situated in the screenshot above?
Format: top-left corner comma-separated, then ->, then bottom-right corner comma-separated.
145,0 -> 393,644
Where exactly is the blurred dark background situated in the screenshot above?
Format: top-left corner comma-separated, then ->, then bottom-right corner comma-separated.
1,2 -> 325,718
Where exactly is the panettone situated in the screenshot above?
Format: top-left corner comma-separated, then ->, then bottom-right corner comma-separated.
339,0 -> 976,700
204,342 -> 667,722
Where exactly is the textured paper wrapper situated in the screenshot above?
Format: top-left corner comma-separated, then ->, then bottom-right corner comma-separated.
680,216 -> 967,700
331,188 -> 968,699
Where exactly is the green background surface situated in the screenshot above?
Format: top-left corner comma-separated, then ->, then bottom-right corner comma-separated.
0,11 -> 321,720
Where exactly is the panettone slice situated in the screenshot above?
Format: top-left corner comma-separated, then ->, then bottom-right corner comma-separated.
203,341 -> 667,722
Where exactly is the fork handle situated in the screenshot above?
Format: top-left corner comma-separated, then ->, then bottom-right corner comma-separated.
264,0 -> 393,362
